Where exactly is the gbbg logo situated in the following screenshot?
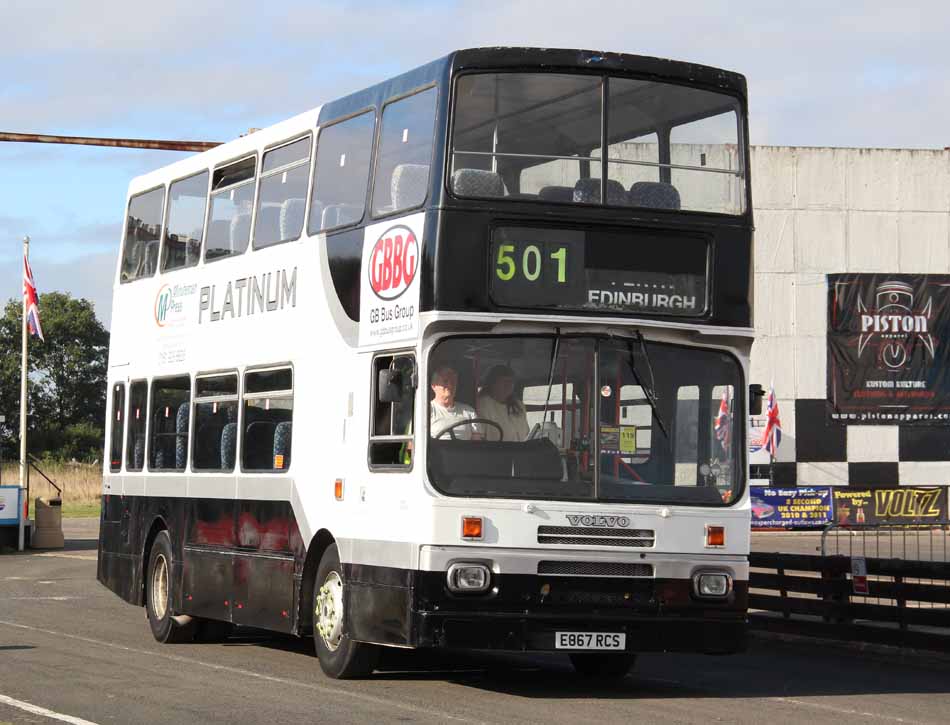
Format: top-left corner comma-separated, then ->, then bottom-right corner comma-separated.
368,225 -> 418,300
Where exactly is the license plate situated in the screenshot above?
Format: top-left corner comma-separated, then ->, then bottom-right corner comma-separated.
555,632 -> 626,650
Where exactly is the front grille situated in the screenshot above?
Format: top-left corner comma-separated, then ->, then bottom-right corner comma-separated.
538,561 -> 654,578
537,525 -> 655,548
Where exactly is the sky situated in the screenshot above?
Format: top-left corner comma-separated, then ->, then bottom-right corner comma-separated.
1,0 -> 948,328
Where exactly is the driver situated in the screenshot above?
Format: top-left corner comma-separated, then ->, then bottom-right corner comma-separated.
430,366 -> 481,440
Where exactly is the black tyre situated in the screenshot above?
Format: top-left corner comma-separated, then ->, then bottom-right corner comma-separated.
569,652 -> 636,679
312,543 -> 378,679
145,530 -> 196,644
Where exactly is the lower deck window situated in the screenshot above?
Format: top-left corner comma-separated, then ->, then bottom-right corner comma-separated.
242,367 -> 293,471
193,373 -> 239,471
149,376 -> 191,471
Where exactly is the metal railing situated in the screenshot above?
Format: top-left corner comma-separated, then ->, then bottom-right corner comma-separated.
749,524 -> 950,651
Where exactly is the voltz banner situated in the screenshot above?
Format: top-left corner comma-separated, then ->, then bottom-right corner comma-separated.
828,274 -> 950,424
832,487 -> 948,525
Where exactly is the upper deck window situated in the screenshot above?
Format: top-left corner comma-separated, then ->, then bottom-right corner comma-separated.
120,187 -> 164,283
451,73 -> 744,216
205,156 -> 256,262
254,136 -> 311,248
371,87 -> 438,217
162,171 -> 209,272
308,111 -> 375,234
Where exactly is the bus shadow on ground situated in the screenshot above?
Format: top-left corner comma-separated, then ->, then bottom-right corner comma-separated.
221,631 -> 950,698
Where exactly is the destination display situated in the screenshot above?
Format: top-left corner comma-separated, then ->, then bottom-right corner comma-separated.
750,486 -> 833,529
828,274 -> 950,424
490,226 -> 708,317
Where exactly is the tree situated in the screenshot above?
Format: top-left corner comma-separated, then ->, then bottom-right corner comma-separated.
0,292 -> 109,462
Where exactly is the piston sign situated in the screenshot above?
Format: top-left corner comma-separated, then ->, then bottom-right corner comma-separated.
852,556 -> 869,595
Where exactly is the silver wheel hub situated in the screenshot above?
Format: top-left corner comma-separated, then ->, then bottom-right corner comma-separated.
151,553 -> 169,620
315,570 -> 344,651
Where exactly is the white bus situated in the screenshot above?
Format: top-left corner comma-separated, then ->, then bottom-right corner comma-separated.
98,47 -> 758,679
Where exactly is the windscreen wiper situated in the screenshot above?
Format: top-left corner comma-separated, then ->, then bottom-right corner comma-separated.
627,332 -> 669,440
534,329 -> 561,439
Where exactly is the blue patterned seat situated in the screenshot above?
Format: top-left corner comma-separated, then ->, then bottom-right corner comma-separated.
572,178 -> 627,204
629,181 -> 681,210
451,169 -> 507,198
273,422 -> 292,470
221,422 -> 237,471
133,435 -> 145,470
279,198 -> 306,240
391,163 -> 430,210
175,402 -> 189,470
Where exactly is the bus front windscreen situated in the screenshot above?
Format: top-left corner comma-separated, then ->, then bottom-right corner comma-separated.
426,336 -> 742,506
451,72 -> 745,215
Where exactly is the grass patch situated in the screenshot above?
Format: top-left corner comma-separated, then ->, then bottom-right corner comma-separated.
1,461 -> 102,518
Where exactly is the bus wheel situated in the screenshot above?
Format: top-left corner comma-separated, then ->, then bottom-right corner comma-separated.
312,544 -> 378,678
145,530 -> 195,644
569,653 -> 636,679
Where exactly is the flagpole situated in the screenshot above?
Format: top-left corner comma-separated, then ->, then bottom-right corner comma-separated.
18,235 -> 29,552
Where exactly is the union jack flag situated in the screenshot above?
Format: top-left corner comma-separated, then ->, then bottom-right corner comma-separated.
714,388 -> 730,452
762,385 -> 782,457
23,253 -> 44,341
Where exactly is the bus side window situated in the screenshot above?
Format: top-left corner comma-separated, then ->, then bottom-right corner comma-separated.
372,87 -> 437,217
110,383 -> 126,472
162,170 -> 209,272
242,367 -> 293,472
120,187 -> 164,283
149,376 -> 191,472
369,354 -> 415,469
205,156 -> 256,262
193,373 -> 239,472
126,381 -> 148,472
308,110 -> 376,234
254,135 -> 311,248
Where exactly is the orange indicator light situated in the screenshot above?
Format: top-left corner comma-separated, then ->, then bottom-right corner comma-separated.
706,525 -> 725,547
334,479 -> 344,501
461,516 -> 483,540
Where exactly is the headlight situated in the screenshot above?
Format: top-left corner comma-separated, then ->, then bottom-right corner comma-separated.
446,563 -> 491,593
693,572 -> 732,598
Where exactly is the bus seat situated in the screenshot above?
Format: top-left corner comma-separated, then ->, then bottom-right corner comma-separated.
573,178 -> 626,204
391,163 -> 429,209
451,169 -> 507,198
321,204 -> 361,229
221,422 -> 237,470
280,198 -> 306,239
175,403 -> 189,470
230,212 -> 251,246
538,186 -> 573,202
273,422 -> 292,470
133,435 -> 145,470
629,181 -> 681,210
256,205 -> 281,243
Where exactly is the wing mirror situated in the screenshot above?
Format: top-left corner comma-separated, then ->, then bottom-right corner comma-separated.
378,359 -> 418,403
749,384 -> 765,415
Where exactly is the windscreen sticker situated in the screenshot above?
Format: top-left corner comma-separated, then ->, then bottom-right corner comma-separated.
359,213 -> 423,346
619,426 -> 637,454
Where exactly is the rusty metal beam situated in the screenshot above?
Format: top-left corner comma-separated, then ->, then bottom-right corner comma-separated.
0,131 -> 221,152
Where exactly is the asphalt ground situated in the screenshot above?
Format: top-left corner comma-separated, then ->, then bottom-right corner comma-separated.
1,521 -> 949,724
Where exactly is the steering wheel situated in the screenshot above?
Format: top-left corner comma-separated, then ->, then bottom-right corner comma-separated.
438,418 -> 504,441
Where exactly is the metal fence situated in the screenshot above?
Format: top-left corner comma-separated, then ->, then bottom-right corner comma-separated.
749,523 -> 950,651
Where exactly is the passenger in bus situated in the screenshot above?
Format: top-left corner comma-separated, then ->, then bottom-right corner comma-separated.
429,366 -> 481,440
477,365 -> 529,442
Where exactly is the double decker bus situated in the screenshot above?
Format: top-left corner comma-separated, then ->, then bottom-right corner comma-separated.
98,47 -> 757,679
